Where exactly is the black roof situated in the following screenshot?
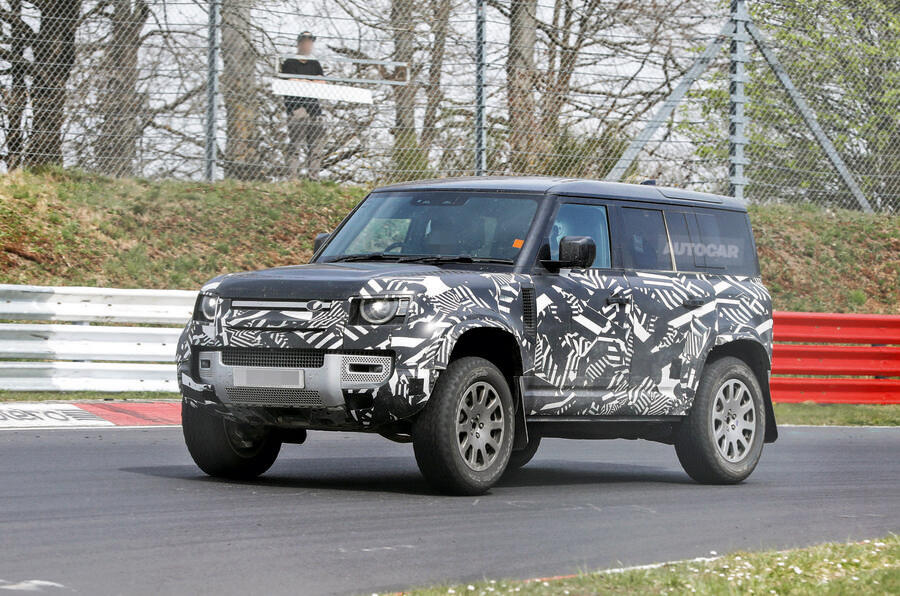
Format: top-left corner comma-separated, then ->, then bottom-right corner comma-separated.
373,176 -> 746,211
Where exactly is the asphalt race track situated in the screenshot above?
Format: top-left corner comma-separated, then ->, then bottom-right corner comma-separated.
1,426 -> 898,594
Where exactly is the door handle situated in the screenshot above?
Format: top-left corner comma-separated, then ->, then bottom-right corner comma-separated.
683,297 -> 706,309
607,294 -> 631,306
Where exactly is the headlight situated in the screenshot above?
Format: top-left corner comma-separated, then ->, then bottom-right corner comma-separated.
358,298 -> 409,324
194,294 -> 219,322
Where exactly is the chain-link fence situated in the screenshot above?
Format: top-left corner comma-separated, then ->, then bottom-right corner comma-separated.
0,1 -> 897,211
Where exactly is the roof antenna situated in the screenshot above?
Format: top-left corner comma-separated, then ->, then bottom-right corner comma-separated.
640,179 -> 657,186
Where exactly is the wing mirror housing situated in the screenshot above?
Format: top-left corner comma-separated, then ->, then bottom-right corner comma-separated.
313,232 -> 330,253
541,236 -> 595,272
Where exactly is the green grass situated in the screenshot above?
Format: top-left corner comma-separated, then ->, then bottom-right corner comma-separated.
402,534 -> 899,596
0,167 -> 366,289
0,391 -> 179,402
1,168 -> 898,313
773,402 -> 900,426
748,202 -> 900,314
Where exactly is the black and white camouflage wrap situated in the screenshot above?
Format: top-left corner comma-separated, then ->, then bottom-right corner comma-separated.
177,265 -> 772,430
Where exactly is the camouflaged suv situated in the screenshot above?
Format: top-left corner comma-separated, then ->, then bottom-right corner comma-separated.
178,177 -> 777,495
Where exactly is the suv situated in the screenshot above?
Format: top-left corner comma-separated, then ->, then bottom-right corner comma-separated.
177,177 -> 776,495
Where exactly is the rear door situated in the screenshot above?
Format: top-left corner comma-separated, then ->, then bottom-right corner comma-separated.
526,199 -> 634,415
619,204 -> 716,415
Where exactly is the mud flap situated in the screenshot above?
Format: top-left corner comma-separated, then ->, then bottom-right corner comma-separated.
513,376 -> 529,450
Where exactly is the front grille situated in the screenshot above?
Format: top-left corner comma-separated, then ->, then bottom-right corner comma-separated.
221,348 -> 325,368
225,386 -> 324,408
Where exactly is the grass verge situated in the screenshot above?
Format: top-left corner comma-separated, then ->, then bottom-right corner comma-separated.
1,393 -> 898,427
402,535 -> 899,596
772,402 -> 900,426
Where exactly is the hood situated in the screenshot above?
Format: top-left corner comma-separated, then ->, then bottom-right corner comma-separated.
208,262 -> 448,300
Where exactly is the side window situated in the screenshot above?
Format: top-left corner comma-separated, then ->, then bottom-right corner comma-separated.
549,203 -> 611,268
621,207 -> 673,271
666,211 -> 701,271
695,211 -> 758,275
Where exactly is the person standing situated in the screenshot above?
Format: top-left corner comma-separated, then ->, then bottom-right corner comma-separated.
281,31 -> 325,179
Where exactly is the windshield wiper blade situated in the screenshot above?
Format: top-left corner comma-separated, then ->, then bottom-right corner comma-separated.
327,253 -> 402,262
397,255 -> 513,265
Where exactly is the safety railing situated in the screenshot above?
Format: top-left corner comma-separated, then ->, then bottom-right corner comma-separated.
2,285 -> 899,402
771,311 -> 900,404
0,284 -> 193,392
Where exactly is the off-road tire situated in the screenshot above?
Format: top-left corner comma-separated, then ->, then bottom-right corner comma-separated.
182,402 -> 281,480
412,357 -> 515,495
506,436 -> 541,471
675,356 -> 766,484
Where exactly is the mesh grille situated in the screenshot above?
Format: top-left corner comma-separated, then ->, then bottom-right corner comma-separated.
221,348 -> 324,368
340,355 -> 393,385
522,288 -> 536,335
225,386 -> 324,408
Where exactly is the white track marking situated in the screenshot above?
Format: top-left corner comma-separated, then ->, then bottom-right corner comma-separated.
0,424 -> 179,432
0,403 -> 112,429
0,579 -> 68,591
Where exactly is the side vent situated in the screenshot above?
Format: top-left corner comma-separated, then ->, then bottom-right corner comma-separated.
521,288 -> 536,336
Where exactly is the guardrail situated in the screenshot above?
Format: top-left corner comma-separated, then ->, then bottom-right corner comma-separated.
0,284 -> 193,392
771,311 -> 900,404
1,284 -> 898,402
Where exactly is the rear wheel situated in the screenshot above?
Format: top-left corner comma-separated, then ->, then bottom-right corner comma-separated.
412,357 -> 514,495
675,356 -> 765,484
182,402 -> 281,480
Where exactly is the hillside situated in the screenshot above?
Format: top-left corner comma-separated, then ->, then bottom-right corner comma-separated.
1,169 -> 898,313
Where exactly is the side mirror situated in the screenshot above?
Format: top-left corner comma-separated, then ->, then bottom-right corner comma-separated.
541,236 -> 595,272
313,232 -> 330,253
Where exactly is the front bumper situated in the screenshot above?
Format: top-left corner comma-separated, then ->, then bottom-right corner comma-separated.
194,349 -> 394,409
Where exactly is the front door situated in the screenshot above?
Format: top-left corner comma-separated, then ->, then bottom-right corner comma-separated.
526,201 -> 633,416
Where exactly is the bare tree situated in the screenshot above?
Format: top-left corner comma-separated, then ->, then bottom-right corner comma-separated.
0,0 -> 83,167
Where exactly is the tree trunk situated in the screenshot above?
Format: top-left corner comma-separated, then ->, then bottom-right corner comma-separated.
95,0 -> 149,177
506,0 -> 537,173
389,0 -> 424,179
420,0 -> 450,152
221,0 -> 263,180
26,0 -> 82,167
5,0 -> 30,169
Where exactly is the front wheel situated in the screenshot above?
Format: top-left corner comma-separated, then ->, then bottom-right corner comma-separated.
675,356 -> 765,484
412,357 -> 515,495
182,402 -> 281,480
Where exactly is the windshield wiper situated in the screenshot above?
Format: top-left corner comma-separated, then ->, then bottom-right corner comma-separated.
326,253 -> 403,262
397,255 -> 514,265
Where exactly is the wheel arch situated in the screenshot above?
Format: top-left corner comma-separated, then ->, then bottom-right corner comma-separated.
701,339 -> 777,443
445,326 -> 524,388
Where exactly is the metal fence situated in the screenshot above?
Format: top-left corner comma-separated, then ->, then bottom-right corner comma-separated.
0,1 -> 897,211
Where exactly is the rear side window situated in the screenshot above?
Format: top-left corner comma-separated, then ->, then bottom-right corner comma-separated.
666,211 -> 700,271
694,211 -> 758,276
621,207 -> 673,271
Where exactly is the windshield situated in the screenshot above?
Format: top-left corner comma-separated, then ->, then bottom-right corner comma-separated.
317,192 -> 540,263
